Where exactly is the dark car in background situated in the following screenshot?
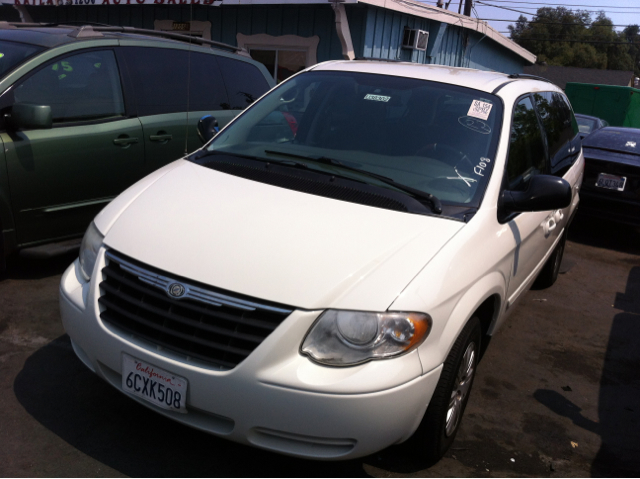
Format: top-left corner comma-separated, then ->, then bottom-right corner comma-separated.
575,113 -> 609,140
580,126 -> 640,225
0,24 -> 274,271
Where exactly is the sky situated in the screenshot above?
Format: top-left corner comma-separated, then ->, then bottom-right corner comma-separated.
419,0 -> 640,35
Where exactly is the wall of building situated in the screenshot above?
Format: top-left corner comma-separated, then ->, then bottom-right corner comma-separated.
347,4 -> 526,73
465,29 -> 525,74
23,2 -> 526,72
23,4 -> 345,63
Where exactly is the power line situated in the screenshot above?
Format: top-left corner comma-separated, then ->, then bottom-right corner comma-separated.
480,0 -> 640,8
507,38 -> 640,44
479,18 -> 637,28
476,1 -> 640,15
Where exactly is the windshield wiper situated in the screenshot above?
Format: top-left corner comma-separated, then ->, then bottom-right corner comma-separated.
264,149 -> 442,214
190,149 -> 312,170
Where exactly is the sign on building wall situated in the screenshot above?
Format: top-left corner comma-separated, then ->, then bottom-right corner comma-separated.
4,0 -> 222,4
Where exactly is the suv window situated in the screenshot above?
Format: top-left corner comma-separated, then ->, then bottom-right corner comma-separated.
13,50 -> 124,123
0,39 -> 45,78
506,95 -> 547,191
122,47 -> 230,116
217,56 -> 271,110
533,91 -> 579,176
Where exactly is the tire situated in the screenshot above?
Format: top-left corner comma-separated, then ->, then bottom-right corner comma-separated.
408,317 -> 481,465
534,232 -> 566,289
0,220 -> 5,275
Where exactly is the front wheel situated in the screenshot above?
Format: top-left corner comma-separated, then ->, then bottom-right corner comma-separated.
534,232 -> 566,289
408,317 -> 481,464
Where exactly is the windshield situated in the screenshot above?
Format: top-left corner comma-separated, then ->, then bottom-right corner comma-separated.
202,70 -> 503,210
0,40 -> 45,79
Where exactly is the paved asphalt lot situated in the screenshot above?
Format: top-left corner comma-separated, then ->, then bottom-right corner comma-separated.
0,214 -> 639,477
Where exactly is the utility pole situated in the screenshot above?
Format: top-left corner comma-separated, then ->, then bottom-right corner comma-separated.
463,0 -> 472,16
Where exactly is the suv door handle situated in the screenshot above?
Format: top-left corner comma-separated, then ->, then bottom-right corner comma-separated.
542,214 -> 557,237
113,137 -> 139,146
553,209 -> 564,222
150,134 -> 173,142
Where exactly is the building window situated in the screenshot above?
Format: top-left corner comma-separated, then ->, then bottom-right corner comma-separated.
237,34 -> 319,84
249,49 -> 306,83
154,20 -> 212,40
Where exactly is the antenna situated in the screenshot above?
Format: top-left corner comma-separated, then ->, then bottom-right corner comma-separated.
184,2 -> 194,155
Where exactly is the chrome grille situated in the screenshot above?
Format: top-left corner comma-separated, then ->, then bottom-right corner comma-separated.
98,250 -> 293,369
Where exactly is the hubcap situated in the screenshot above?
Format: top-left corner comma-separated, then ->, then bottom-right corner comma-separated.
445,342 -> 476,437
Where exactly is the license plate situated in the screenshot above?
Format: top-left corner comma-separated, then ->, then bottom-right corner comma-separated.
596,173 -> 626,191
122,354 -> 188,413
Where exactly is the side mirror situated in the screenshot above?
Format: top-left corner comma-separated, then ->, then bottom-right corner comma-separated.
9,103 -> 52,130
502,175 -> 572,213
197,115 -> 219,144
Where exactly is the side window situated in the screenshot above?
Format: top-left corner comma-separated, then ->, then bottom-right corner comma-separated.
216,56 -> 271,110
189,52 -> 229,111
122,47 -> 188,116
13,50 -> 124,123
533,91 -> 579,176
506,96 -> 547,191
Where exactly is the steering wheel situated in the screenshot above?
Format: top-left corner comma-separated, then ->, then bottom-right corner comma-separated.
416,143 -> 469,166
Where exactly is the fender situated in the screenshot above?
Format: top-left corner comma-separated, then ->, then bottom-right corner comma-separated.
0,133 -> 17,262
416,272 -> 506,374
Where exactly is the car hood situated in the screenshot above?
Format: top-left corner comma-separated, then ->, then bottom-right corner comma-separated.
100,160 -> 464,311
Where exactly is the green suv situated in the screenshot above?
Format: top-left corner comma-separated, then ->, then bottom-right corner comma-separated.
0,23 -> 274,270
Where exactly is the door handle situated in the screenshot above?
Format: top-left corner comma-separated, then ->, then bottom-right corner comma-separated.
553,209 -> 564,222
113,137 -> 139,146
150,134 -> 173,142
542,215 -> 557,237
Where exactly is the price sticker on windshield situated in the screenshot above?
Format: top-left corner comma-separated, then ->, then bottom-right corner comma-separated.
468,100 -> 493,120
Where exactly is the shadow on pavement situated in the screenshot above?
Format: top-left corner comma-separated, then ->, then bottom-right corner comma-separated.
14,335 -> 369,477
534,266 -> 640,477
1,250 -> 78,282
569,214 -> 640,256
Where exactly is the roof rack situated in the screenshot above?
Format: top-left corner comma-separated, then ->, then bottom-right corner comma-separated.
507,73 -> 554,84
354,57 -> 404,63
0,22 -> 247,55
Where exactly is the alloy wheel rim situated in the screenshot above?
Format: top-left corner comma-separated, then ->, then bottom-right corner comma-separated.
445,342 -> 476,437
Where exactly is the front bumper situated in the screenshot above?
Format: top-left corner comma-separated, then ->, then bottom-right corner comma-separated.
59,251 -> 442,460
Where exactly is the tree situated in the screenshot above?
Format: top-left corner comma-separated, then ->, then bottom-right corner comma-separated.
508,7 -> 635,72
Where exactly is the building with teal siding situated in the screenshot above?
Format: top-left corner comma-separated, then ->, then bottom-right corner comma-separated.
1,0 -> 535,81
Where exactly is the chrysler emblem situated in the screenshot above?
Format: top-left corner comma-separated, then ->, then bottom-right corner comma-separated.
167,282 -> 186,298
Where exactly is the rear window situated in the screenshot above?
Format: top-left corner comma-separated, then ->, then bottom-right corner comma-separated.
122,47 -> 229,116
576,116 -> 596,133
216,56 -> 271,110
0,40 -> 44,78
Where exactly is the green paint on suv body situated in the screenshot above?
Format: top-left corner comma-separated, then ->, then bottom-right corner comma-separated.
0,26 -> 274,262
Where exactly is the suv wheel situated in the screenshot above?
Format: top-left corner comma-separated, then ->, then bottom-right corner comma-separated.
534,232 -> 566,289
408,317 -> 481,464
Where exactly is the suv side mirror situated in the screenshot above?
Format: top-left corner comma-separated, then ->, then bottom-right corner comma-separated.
197,115 -> 219,144
501,175 -> 572,213
9,103 -> 52,130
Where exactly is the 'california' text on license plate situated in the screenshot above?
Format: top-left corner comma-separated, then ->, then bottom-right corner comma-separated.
596,173 -> 626,191
122,354 -> 188,413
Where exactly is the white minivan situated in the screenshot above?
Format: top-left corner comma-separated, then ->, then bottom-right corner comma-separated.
60,61 -> 583,463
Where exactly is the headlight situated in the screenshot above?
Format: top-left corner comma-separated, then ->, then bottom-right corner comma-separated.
300,310 -> 431,366
79,222 -> 104,281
